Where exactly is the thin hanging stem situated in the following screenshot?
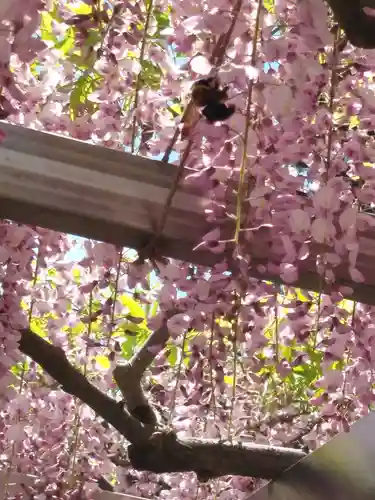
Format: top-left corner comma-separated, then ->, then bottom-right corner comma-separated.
324,28 -> 341,180
234,0 -> 263,244
4,242 -> 42,500
214,0 -> 244,67
274,292 -> 279,364
313,30 -> 341,345
204,313 -> 217,432
68,290 -> 93,488
131,0 -> 154,153
167,331 -> 188,427
106,248 -> 123,348
227,295 -> 241,441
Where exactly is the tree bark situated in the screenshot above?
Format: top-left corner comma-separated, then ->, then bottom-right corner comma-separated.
18,328 -> 306,480
128,430 -> 305,481
326,0 -> 375,48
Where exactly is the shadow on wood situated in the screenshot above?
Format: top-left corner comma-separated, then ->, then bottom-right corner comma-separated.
249,411 -> 375,500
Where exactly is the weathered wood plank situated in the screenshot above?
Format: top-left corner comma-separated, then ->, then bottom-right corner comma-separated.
0,121 -> 212,263
1,122 -> 375,304
250,411 -> 375,500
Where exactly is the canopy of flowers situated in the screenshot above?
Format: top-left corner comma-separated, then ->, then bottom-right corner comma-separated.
1,0 -> 375,498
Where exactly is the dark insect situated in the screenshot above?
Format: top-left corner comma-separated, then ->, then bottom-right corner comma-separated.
191,76 -> 235,123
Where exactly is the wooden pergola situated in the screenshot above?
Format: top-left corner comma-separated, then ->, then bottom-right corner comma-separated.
250,410 -> 375,500
1,121 -> 375,304
1,2 -> 375,498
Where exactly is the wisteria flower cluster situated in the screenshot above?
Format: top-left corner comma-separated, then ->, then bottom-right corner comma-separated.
1,0 -> 375,498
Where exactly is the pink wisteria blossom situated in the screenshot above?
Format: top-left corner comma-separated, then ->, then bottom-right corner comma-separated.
0,0 -> 375,498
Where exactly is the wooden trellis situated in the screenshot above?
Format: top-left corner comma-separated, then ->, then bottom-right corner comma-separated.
1,121 -> 375,304
1,3 -> 375,499
250,410 -> 375,500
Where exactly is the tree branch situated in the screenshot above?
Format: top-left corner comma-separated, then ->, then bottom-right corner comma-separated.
326,0 -> 375,48
19,328 -> 151,445
128,323 -> 170,377
128,430 -> 306,481
113,320 -> 171,429
18,328 -> 307,480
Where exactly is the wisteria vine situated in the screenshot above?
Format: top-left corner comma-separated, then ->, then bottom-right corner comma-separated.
1,0 -> 375,498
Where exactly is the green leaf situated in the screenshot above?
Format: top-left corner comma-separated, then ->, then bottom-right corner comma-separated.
166,345 -> 178,366
154,10 -> 170,31
264,0 -> 275,13
85,29 -> 102,49
69,3 -> 92,15
95,355 -> 110,370
72,268 -> 81,285
69,322 -> 86,337
121,336 -> 138,360
168,101 -> 182,117
125,314 -> 144,325
118,322 -> 145,336
119,295 -> 145,320
55,28 -> 75,55
291,360 -> 320,386
145,299 -> 159,318
140,60 -> 163,90
30,61 -> 41,77
69,73 -> 98,120
30,317 -> 48,339
67,54 -> 90,71
12,359 -> 29,374
40,12 -> 58,43
295,289 -> 313,303
47,268 -> 57,278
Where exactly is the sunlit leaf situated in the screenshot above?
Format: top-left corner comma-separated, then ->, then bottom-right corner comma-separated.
154,9 -> 170,32
40,12 -> 57,43
29,318 -> 48,339
264,0 -> 275,13
295,289 -> 313,303
119,295 -> 146,320
121,336 -> 138,360
55,28 -> 75,55
11,361 -> 29,377
68,3 -> 92,15
166,346 -> 178,366
69,73 -> 98,120
118,322 -> 144,335
95,355 -> 111,370
168,102 -> 182,117
140,60 -> 163,90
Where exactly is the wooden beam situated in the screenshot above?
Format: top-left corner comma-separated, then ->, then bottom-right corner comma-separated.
0,121 -> 213,263
251,411 -> 375,500
1,122 -> 375,304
